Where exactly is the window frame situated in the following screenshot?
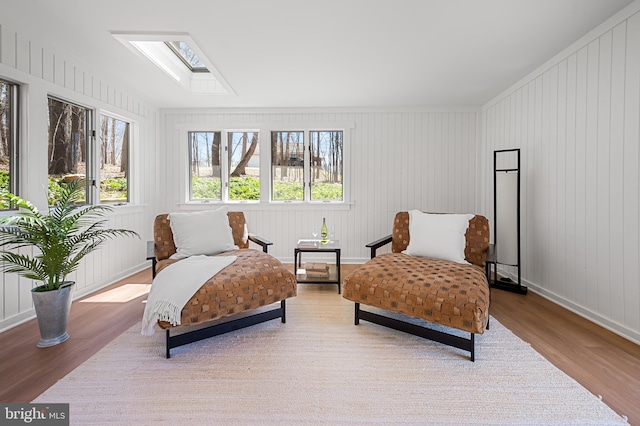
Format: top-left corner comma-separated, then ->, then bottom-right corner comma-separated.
187,129 -> 261,203
271,130 -> 305,202
270,129 -> 344,203
165,41 -> 209,73
0,78 -> 19,209
308,130 -> 344,203
98,111 -> 132,204
182,125 -> 350,207
46,95 -> 95,206
45,96 -> 137,207
188,130 -> 223,202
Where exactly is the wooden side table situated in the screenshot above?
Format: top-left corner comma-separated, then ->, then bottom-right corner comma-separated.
294,240 -> 341,294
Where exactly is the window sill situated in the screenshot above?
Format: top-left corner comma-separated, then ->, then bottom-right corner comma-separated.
177,202 -> 352,212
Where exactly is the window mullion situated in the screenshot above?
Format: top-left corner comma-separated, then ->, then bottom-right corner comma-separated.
9,82 -> 19,196
87,126 -> 95,205
222,131 -> 230,202
304,131 -> 310,201
0,79 -> 19,209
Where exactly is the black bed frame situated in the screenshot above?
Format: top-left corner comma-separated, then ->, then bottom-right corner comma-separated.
354,302 -> 476,361
352,233 -> 489,362
147,235 -> 288,358
164,301 -> 286,358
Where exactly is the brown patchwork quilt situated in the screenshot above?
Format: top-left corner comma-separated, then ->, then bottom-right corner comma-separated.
156,249 -> 296,329
343,252 -> 489,334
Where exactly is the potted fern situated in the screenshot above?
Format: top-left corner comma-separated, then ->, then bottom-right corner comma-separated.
0,180 -> 139,347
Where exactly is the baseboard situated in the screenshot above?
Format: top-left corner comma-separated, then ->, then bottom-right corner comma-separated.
497,268 -> 640,346
0,261 -> 151,334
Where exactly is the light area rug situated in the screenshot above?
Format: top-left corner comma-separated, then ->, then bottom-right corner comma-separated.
33,284 -> 628,425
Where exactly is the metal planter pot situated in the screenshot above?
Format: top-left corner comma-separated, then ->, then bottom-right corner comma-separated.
31,282 -> 74,348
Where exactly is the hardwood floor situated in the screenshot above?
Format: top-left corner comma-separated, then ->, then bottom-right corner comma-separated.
1,264 -> 638,424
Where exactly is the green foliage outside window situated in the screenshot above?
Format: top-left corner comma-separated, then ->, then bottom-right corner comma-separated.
191,176 -> 222,199
191,176 -> 260,201
192,175 -> 341,201
228,176 -> 260,200
3,172 -> 341,207
46,177 -> 128,206
0,171 -> 9,209
100,177 -> 128,202
272,181 -> 303,200
47,179 -> 68,207
310,183 -> 342,201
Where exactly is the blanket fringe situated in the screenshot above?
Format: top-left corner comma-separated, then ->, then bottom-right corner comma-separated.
141,301 -> 182,336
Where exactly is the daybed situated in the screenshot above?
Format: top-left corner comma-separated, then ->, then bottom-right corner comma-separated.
342,211 -> 490,361
145,210 -> 297,358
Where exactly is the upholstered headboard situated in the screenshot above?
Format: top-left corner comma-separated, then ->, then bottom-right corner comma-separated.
391,212 -> 490,268
153,211 -> 249,261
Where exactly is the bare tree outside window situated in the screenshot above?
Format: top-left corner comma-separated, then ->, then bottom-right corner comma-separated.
310,131 -> 343,201
0,80 -> 17,209
99,114 -> 129,203
228,132 -> 260,201
271,131 -> 304,201
47,97 -> 90,205
189,131 -> 222,200
187,129 -> 342,203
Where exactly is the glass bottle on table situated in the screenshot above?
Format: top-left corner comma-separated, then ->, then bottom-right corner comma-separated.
320,218 -> 328,243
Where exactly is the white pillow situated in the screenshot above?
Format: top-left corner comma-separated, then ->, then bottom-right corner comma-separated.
242,223 -> 249,244
402,210 -> 474,264
168,207 -> 238,259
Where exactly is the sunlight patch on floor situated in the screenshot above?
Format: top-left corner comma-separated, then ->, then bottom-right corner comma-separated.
79,284 -> 151,303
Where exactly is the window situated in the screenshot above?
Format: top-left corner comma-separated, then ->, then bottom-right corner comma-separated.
0,79 -> 18,209
228,131 -> 260,201
189,131 -> 260,202
188,128 -> 344,204
112,33 -> 233,95
189,131 -> 222,200
271,131 -> 304,201
99,114 -> 130,203
165,41 -> 208,72
271,130 -> 343,202
310,131 -> 343,201
47,97 -> 93,206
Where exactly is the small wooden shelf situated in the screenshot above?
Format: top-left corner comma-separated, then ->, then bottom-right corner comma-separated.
293,241 -> 341,293
296,265 -> 338,283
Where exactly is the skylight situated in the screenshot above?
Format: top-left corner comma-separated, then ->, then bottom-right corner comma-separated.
166,41 -> 209,72
112,32 -> 235,96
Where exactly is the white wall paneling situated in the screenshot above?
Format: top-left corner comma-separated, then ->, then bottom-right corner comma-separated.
0,22 -> 159,332
481,8 -> 640,344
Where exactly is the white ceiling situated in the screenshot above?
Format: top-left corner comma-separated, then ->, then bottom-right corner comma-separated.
3,0 -> 635,109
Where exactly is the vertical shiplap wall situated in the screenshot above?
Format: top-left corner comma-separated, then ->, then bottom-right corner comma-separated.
480,7 -> 640,343
159,109 -> 479,263
0,22 -> 159,331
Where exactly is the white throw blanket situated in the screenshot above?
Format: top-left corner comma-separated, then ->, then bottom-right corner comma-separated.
141,255 -> 236,336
